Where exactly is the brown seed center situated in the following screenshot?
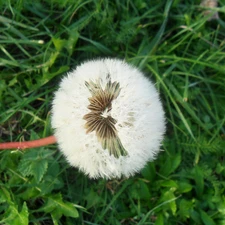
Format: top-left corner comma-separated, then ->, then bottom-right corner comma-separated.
83,77 -> 128,158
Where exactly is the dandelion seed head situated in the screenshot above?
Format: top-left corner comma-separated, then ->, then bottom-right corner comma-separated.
51,58 -> 165,179
200,0 -> 219,20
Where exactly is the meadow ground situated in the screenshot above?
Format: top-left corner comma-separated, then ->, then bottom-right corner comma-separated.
0,0 -> 225,224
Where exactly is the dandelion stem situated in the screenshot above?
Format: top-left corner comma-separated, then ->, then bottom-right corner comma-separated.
0,135 -> 57,150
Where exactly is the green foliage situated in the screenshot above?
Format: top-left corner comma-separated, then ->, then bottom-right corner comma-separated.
0,0 -> 225,224
18,149 -> 50,183
0,187 -> 29,225
37,193 -> 79,221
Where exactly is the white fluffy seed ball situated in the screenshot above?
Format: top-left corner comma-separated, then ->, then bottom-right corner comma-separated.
51,58 -> 165,179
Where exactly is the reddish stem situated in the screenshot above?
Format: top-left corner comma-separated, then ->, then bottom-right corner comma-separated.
0,135 -> 57,150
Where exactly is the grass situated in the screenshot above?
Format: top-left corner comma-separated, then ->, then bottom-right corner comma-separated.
0,0 -> 225,224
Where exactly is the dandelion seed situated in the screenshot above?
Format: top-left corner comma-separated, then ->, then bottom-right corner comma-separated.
51,58 -> 165,179
83,78 -> 128,158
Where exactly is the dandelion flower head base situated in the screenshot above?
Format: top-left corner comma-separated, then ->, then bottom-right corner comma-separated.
83,77 -> 128,158
51,58 -> 165,179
